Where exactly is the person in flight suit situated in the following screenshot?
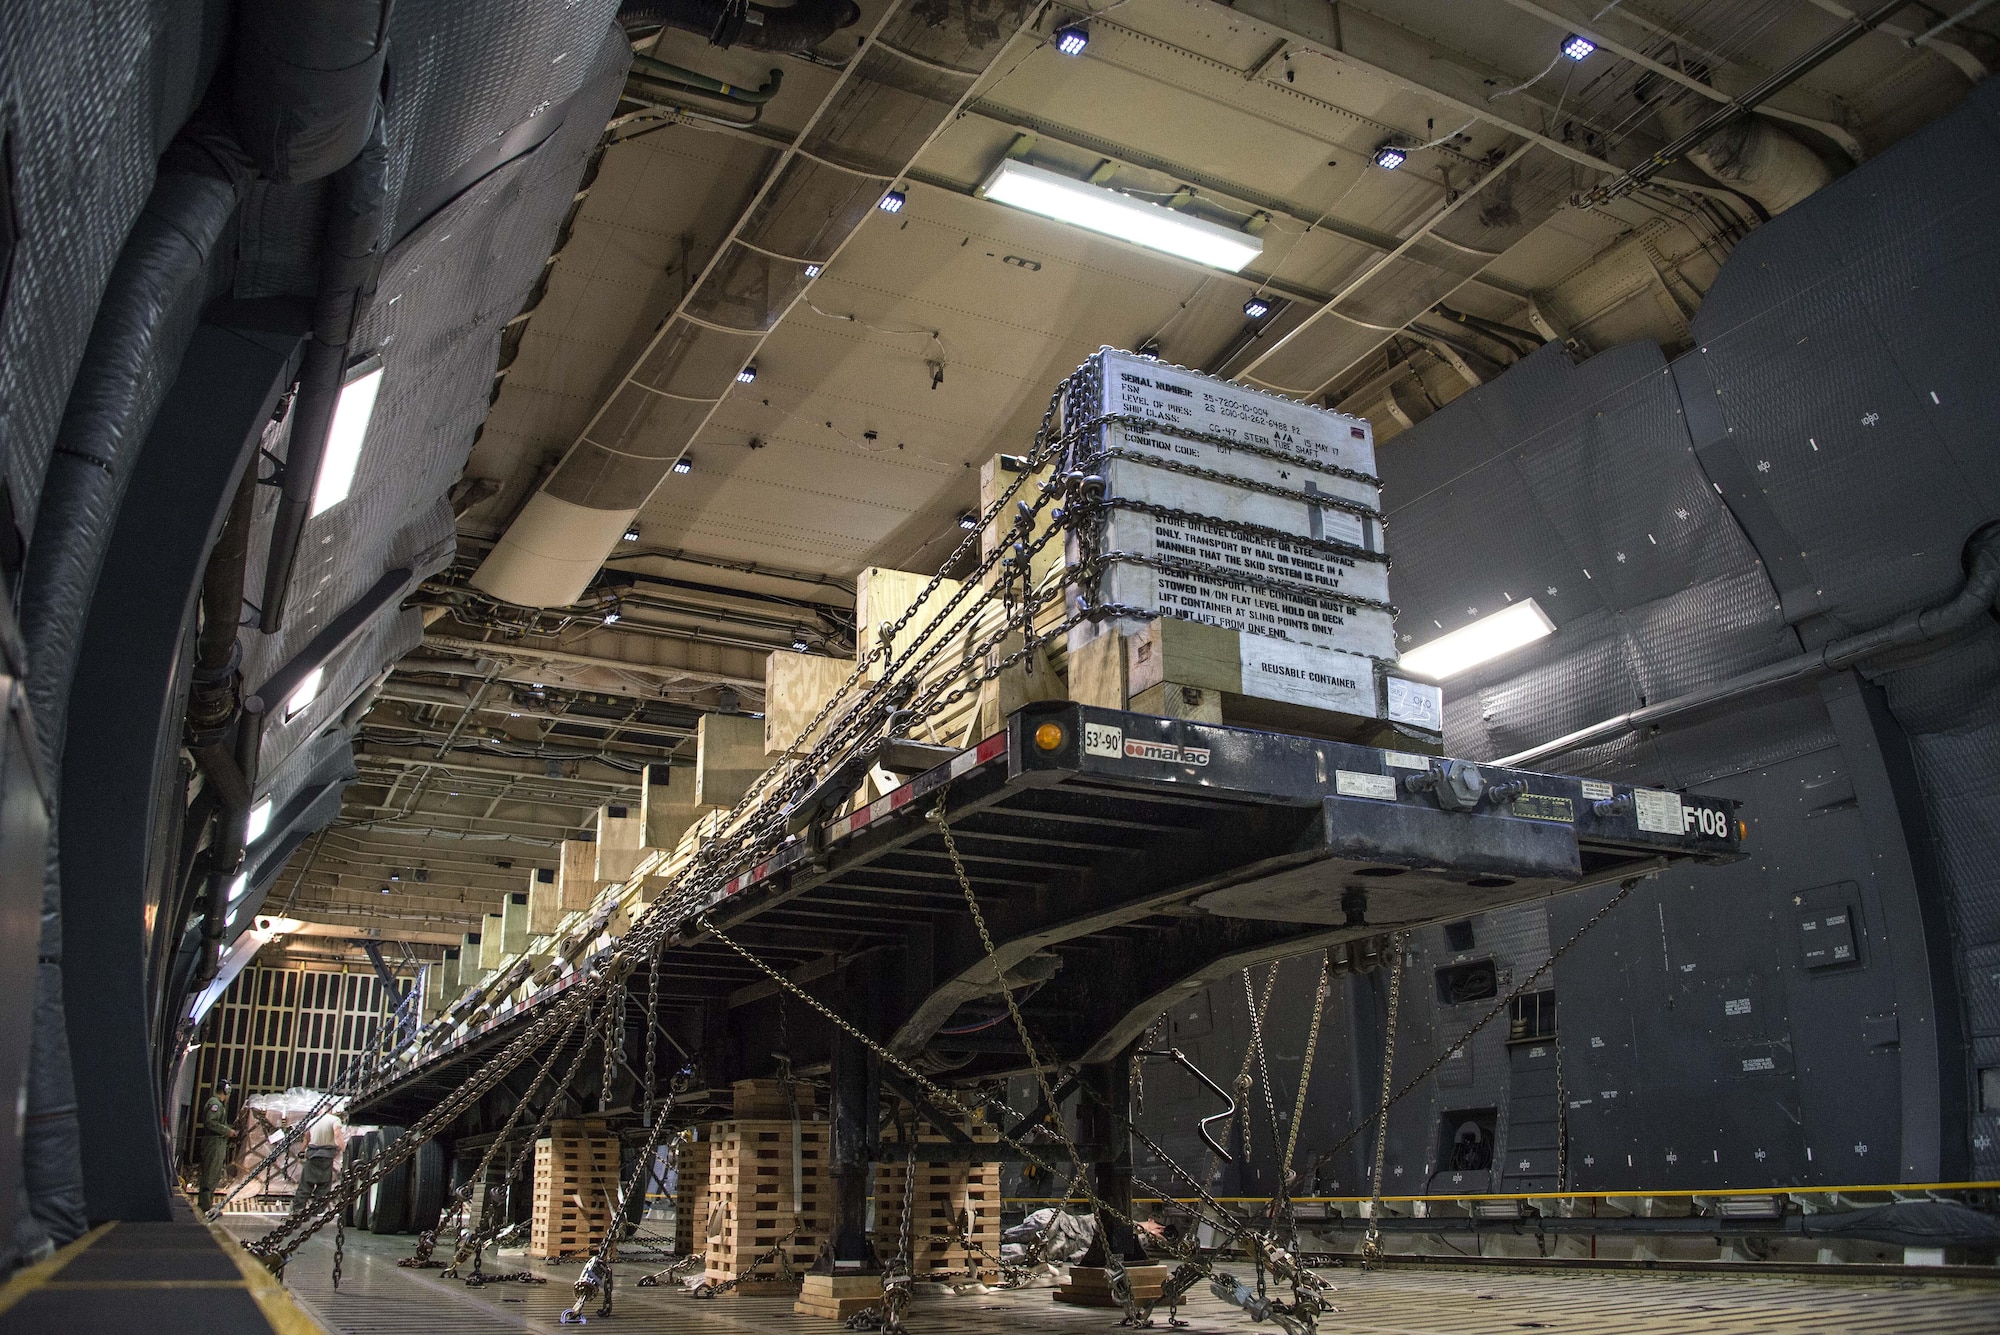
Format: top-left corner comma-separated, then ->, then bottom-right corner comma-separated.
197,1078 -> 235,1212
291,1109 -> 342,1214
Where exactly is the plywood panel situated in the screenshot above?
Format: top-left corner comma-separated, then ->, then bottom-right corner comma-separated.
479,913 -> 506,971
501,891 -> 530,954
640,762 -> 708,851
856,567 -> 965,684
526,867 -> 562,935
696,713 -> 767,808
558,839 -> 602,912
595,800 -> 645,881
763,649 -> 856,756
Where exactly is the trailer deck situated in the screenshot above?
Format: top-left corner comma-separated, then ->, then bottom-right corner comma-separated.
350,701 -> 1741,1123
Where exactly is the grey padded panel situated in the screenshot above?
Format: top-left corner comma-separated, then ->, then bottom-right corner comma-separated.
243,20 -> 630,787
0,0 -> 224,539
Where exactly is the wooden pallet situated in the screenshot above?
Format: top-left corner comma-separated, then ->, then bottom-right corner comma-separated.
1054,1264 -> 1169,1307
872,1117 -> 1003,1281
530,1123 -> 619,1259
700,1118 -> 831,1293
793,1273 -> 885,1321
672,1127 -> 711,1257
731,1077 -> 817,1120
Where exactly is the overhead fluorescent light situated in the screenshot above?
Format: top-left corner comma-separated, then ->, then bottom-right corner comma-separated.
1400,599 -> 1555,681
283,665 -> 324,721
246,798 -> 273,845
979,159 -> 1263,272
1561,32 -> 1596,61
228,874 -> 251,905
311,358 -> 384,517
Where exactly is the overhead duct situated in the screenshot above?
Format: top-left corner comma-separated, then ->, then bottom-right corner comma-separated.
230,0 -> 394,183
1656,98 -> 1833,217
617,0 -> 861,53
474,0 -> 1033,607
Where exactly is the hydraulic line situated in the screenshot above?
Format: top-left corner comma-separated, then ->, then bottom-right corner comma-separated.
1500,519 -> 2000,768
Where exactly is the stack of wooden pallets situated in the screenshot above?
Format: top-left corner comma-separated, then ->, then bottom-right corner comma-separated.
793,1273 -> 887,1322
671,1127 -> 710,1257
871,1113 -> 1003,1281
699,1118 -> 830,1293
530,1117 -> 619,1259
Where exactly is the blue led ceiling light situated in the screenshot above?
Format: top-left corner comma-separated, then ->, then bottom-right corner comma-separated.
1561,32 -> 1596,60
1243,296 -> 1271,320
1054,22 -> 1089,56
878,189 -> 907,213
1372,144 -> 1407,170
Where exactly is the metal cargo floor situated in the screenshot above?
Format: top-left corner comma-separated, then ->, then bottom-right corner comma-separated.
235,1219 -> 1998,1335
0,1205 -> 321,1334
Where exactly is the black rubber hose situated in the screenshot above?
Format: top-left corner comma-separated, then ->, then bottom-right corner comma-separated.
618,0 -> 861,52
16,112 -> 252,1254
187,466 -> 257,743
258,107 -> 388,634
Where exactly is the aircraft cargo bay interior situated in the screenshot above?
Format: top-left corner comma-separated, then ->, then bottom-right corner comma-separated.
0,1 -> 1997,1332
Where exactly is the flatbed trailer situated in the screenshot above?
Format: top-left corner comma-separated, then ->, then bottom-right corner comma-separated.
349,701 -> 1741,1125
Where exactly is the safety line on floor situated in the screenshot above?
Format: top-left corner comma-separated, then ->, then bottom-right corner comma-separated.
0,1222 -> 117,1317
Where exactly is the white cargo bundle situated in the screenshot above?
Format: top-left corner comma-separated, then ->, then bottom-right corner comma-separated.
1093,348 -> 1378,478
1062,349 -> 1437,731
1096,508 -> 1399,660
1072,348 -> 1396,647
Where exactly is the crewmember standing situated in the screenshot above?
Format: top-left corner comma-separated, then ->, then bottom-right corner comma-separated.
291,1109 -> 343,1214
197,1077 -> 235,1212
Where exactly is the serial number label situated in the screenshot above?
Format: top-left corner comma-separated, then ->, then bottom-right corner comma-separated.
1335,770 -> 1398,801
1510,793 -> 1575,823
1580,779 -> 1614,801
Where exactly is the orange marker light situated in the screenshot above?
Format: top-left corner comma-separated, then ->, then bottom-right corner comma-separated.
1034,722 -> 1065,752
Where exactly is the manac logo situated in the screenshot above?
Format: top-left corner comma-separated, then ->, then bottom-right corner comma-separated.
1123,739 -> 1211,766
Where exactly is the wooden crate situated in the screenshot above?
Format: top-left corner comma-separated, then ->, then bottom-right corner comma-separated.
1114,617 -> 1444,751
672,1127 -> 711,1257
700,1119 -> 831,1293
557,838 -> 606,912
764,650 -> 857,757
872,1121 -> 1002,1281
531,1121 -> 619,1259
595,801 -> 645,882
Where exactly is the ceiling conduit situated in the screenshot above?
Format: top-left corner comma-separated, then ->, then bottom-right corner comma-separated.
472,0 -> 1046,607
619,0 -> 863,53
